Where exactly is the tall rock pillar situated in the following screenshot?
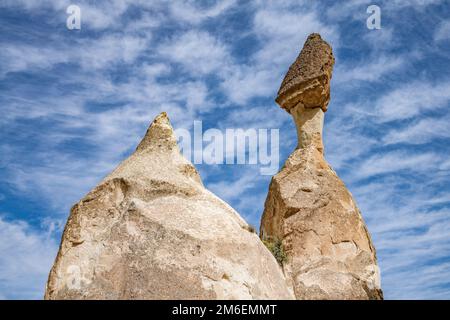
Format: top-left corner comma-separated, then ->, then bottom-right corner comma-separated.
260,34 -> 383,300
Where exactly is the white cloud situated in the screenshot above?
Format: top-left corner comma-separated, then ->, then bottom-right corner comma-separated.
0,0 -> 69,11
325,106 -> 378,170
0,217 -> 58,299
79,1 -> 130,30
0,33 -> 150,76
350,176 -> 450,299
376,81 -> 450,122
169,0 -> 237,24
221,2 -> 338,105
208,169 -> 262,203
335,55 -> 405,83
0,44 -> 69,76
326,0 -> 444,22
206,167 -> 271,223
354,151 -> 441,179
0,0 -> 160,31
383,116 -> 450,145
326,0 -> 370,22
0,65 -> 214,211
158,31 -> 231,75
252,8 -> 338,66
223,105 -> 290,130
77,34 -> 150,70
435,20 -> 450,41
386,0 -> 443,9
221,67 -> 279,105
125,13 -> 162,32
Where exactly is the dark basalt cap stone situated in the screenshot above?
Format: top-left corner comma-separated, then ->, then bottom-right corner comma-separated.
276,33 -> 335,113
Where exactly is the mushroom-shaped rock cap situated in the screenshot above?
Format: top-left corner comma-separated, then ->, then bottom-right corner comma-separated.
276,33 -> 335,113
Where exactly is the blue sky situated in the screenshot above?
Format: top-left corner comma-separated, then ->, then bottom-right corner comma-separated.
1,0 -> 450,299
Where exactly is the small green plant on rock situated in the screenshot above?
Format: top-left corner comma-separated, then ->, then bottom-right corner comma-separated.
262,237 -> 287,265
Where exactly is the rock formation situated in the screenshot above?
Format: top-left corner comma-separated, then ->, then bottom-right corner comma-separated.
45,113 -> 294,300
260,34 -> 383,300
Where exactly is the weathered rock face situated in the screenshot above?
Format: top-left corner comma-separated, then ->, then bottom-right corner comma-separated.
276,33 -> 334,113
46,113 -> 294,300
260,34 -> 383,300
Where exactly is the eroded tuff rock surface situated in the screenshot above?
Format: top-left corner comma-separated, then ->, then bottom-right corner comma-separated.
260,34 -> 383,300
276,33 -> 335,113
46,113 -> 293,300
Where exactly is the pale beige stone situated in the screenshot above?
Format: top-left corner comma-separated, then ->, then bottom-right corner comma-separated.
45,113 -> 294,300
260,34 -> 383,300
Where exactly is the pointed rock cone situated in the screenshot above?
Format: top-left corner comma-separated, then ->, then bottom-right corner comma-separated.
260,34 -> 383,300
45,112 -> 293,300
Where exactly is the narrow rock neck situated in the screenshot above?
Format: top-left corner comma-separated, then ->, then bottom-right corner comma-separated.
290,103 -> 324,154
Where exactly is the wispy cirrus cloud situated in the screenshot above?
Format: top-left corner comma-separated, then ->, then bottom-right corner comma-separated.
334,55 -> 406,83
354,151 -> 442,180
383,116 -> 450,145
0,217 -> 58,299
169,0 -> 237,24
435,20 -> 450,42
375,81 -> 450,122
158,30 -> 232,75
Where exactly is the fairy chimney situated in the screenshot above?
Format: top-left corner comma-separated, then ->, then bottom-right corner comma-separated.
45,113 -> 294,300
260,33 -> 383,300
